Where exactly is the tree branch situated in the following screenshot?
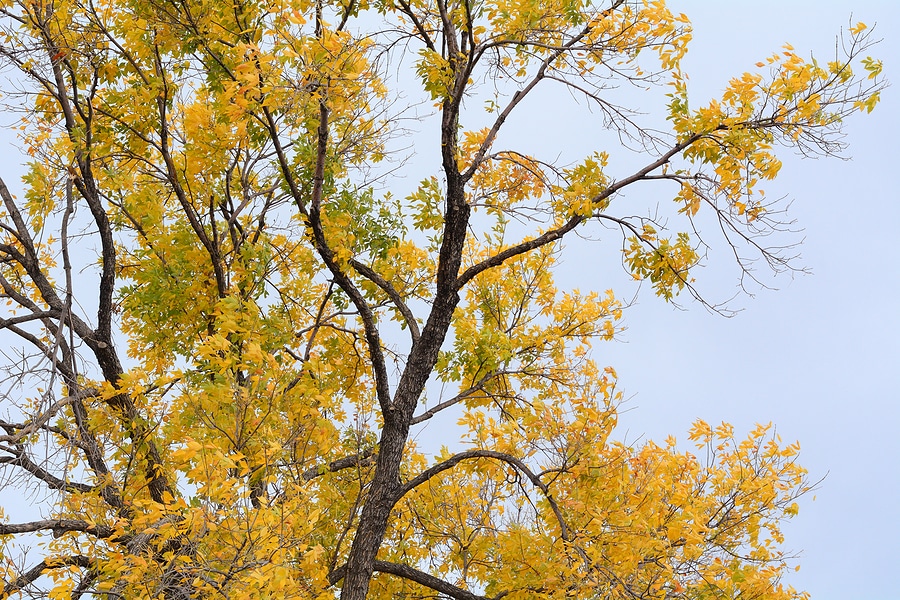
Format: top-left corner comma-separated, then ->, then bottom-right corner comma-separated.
393,0 -> 436,52
0,519 -> 114,539
410,372 -> 496,425
372,560 -> 489,600
455,133 -> 702,290
302,447 -> 376,481
462,4 -> 625,182
349,258 -> 421,344
153,47 -> 227,299
396,449 -> 574,543
0,389 -> 95,445
1,555 -> 93,598
329,559 -> 489,600
302,101 -> 394,415
0,178 -> 113,366
0,453 -> 95,495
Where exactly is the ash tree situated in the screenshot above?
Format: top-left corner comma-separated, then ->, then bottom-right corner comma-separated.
0,0 -> 884,598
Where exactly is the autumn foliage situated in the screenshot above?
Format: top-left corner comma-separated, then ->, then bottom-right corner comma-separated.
0,0 -> 883,598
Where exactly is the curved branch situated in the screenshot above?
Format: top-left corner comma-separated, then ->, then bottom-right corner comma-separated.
303,102 -> 393,415
349,258 -> 421,344
154,53 -> 227,299
462,51 -> 576,181
456,216 -> 583,291
0,312 -> 73,382
261,105 -> 308,216
0,179 -> 110,362
372,560 -> 488,600
0,184 -> 157,507
27,10 -> 119,350
260,88 -> 393,415
337,0 -> 357,32
396,449 -> 572,542
2,555 -> 93,598
393,0 -> 436,52
0,179 -> 67,313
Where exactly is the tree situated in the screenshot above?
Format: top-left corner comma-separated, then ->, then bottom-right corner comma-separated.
0,0 -> 883,597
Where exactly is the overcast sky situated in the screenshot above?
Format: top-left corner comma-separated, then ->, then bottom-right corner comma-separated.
0,1 -> 896,599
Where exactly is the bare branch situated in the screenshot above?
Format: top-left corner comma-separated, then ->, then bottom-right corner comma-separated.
0,389 -> 96,445
463,0 -> 627,180
0,519 -> 114,539
0,453 -> 95,494
410,372 -> 496,425
393,0 -> 436,52
302,447 -> 376,481
349,258 -> 421,344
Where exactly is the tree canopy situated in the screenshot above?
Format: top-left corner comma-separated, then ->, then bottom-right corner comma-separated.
0,0 -> 884,598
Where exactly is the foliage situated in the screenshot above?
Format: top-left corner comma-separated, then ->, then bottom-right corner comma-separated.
0,0 -> 882,598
